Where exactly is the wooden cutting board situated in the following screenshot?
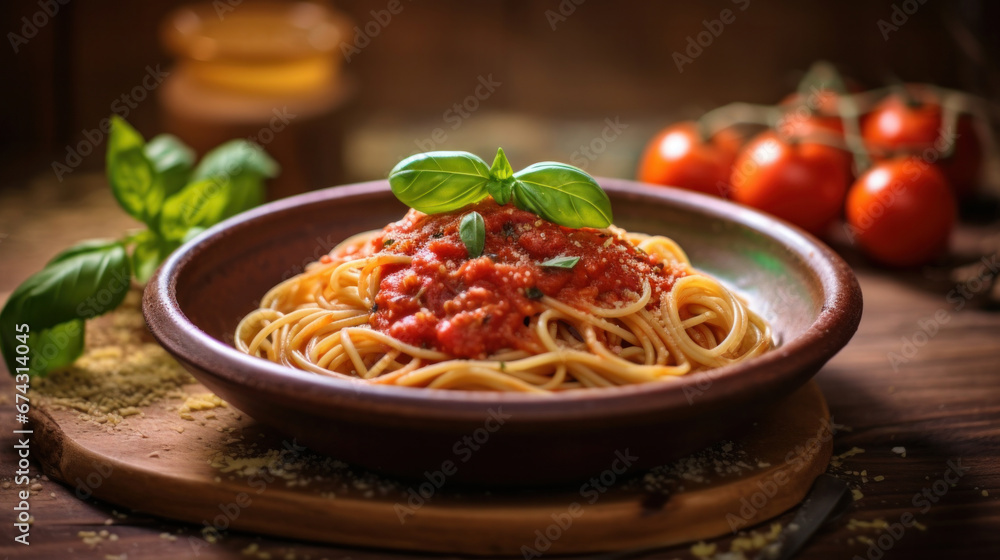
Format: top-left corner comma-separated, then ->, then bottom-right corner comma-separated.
24,295 -> 832,555
29,377 -> 831,556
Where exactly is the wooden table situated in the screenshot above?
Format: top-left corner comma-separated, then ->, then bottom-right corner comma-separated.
1,175 -> 999,559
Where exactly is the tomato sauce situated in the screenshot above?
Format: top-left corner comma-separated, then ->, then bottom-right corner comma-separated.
367,199 -> 682,359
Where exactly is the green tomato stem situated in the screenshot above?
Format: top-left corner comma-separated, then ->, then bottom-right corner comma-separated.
697,102 -> 782,138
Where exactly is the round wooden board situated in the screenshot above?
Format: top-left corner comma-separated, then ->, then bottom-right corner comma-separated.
31,380 -> 831,556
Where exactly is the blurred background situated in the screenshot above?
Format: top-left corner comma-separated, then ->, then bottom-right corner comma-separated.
2,0 -> 999,195
5,3 -> 1000,555
2,0 -> 1000,292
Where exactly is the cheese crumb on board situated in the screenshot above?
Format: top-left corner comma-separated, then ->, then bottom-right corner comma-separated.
730,523 -> 782,553
178,393 -> 228,420
640,439 -> 764,494
31,291 -> 195,426
242,543 -> 273,559
690,541 -> 717,557
829,446 -> 865,467
77,529 -> 117,547
847,518 -> 889,531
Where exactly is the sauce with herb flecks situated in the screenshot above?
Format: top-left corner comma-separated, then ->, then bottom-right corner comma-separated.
367,199 -> 682,358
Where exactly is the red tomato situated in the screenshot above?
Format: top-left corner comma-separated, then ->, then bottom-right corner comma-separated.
777,88 -> 874,182
637,121 -> 742,197
730,131 -> 851,236
862,86 -> 982,198
845,157 -> 956,267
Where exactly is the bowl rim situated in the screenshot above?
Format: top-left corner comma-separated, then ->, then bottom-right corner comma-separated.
144,178 -> 862,424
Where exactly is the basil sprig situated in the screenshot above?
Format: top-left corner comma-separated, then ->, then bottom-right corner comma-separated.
1,116 -> 278,378
486,147 -> 515,205
389,148 -> 612,229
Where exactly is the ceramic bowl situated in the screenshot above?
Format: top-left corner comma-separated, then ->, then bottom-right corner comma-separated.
143,179 -> 862,485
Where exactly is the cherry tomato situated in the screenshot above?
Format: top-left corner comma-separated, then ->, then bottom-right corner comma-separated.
862,86 -> 982,198
845,157 -> 956,267
730,131 -> 851,236
778,87 -> 874,182
637,121 -> 742,197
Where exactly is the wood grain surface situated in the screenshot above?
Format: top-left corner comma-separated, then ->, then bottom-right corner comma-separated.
22,369 -> 831,555
1,176 -> 999,559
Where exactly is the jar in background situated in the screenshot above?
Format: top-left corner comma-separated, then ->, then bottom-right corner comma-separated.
159,1 -> 354,199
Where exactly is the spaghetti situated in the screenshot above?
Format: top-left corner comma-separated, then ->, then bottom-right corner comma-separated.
235,199 -> 771,393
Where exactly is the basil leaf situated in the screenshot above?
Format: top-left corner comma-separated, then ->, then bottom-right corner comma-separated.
192,140 -> 277,217
158,178 -> 231,242
182,227 -> 207,244
0,241 -> 130,377
145,134 -> 195,198
389,151 -> 491,214
192,139 -> 279,182
487,178 -> 515,205
486,147 -> 515,205
512,162 -> 613,228
132,231 -> 179,283
539,256 -> 580,269
48,238 -> 122,265
223,174 -> 266,217
107,116 -> 163,226
31,320 -> 85,374
459,211 -> 485,258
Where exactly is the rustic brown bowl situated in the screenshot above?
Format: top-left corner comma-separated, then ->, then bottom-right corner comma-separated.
143,179 -> 862,485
